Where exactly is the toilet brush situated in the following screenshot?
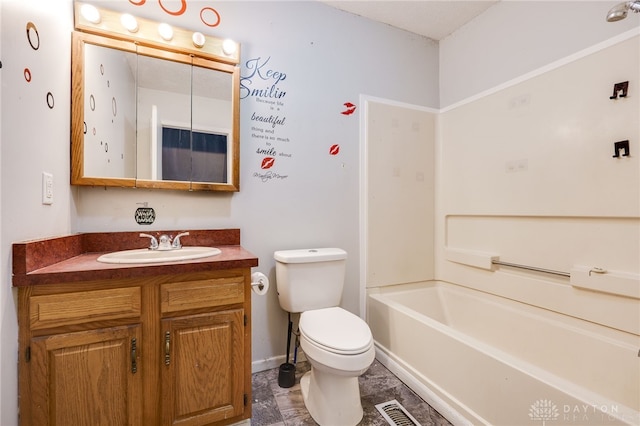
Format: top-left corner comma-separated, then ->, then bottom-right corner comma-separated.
278,313 -> 296,388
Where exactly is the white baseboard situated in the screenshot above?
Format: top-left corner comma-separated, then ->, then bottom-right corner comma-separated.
374,345 -> 473,426
252,352 -> 307,374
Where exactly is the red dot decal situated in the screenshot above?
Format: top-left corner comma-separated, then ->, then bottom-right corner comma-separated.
329,144 -> 340,156
24,68 -> 32,82
261,157 -> 275,169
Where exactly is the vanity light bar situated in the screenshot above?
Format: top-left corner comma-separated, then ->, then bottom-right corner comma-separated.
74,1 -> 239,65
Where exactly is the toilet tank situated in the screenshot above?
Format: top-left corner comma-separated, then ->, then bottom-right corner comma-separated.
274,248 -> 347,313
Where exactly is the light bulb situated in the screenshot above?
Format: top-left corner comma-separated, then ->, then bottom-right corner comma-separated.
158,23 -> 173,41
222,39 -> 237,56
80,4 -> 101,24
120,14 -> 138,33
192,32 -> 206,48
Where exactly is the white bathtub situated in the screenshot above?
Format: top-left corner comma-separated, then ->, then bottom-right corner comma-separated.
367,281 -> 640,426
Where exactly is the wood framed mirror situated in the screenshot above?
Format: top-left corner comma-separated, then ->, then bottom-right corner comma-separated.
71,2 -> 240,191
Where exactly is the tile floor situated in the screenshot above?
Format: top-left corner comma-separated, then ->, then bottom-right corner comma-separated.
251,359 -> 453,426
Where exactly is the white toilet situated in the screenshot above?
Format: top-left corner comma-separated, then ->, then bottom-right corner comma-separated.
274,248 -> 375,426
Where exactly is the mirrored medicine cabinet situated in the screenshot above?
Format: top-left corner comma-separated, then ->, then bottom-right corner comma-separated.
71,2 -> 241,191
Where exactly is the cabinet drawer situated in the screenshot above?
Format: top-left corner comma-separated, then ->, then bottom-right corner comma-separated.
29,287 -> 141,330
161,276 -> 244,313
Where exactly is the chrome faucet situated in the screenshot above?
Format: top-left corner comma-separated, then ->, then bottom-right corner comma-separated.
139,232 -> 189,251
158,234 -> 172,251
139,233 -> 159,250
171,232 -> 190,249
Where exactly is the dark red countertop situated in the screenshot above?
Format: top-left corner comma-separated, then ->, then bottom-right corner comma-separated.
12,229 -> 258,287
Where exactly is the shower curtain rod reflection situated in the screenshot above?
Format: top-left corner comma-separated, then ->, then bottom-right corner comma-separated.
491,260 -> 571,277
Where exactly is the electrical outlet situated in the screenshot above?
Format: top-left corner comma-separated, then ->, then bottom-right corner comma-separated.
42,172 -> 53,205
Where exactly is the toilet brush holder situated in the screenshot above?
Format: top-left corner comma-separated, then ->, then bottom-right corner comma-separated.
278,362 -> 296,388
279,312 -> 296,388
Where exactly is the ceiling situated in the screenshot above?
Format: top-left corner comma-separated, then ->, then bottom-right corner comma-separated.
319,0 -> 499,41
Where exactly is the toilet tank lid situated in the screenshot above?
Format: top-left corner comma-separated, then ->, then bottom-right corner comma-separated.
274,248 -> 347,263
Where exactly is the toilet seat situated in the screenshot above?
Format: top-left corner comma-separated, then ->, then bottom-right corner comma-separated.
299,307 -> 373,355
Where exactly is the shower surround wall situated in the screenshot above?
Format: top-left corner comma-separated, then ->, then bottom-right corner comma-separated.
438,34 -> 639,332
366,31 -> 639,425
433,31 -> 640,421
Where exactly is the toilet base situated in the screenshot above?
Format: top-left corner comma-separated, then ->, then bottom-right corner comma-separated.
300,368 -> 363,426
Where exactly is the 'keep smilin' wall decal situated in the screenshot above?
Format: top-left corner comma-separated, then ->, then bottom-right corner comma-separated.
241,56 -> 353,183
242,56 -> 291,183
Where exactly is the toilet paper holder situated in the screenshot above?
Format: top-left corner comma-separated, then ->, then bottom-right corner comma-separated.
251,272 -> 269,294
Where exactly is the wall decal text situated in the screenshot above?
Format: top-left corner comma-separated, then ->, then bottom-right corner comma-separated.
242,56 -> 292,183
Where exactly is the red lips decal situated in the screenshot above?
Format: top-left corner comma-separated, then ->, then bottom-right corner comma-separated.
329,144 -> 340,156
341,102 -> 356,116
261,157 -> 275,169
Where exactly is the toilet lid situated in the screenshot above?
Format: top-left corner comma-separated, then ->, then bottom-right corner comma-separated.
299,307 -> 373,355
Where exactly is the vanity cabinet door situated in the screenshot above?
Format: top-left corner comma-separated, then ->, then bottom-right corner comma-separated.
161,309 -> 245,426
29,324 -> 143,426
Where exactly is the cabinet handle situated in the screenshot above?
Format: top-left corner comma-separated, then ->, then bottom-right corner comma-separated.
131,338 -> 138,374
164,331 -> 171,366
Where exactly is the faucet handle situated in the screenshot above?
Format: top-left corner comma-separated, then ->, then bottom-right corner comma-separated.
139,233 -> 158,250
172,232 -> 190,249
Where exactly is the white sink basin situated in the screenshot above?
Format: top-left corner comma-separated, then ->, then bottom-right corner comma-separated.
97,246 -> 221,264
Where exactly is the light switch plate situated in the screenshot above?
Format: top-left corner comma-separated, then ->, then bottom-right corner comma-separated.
42,172 -> 53,205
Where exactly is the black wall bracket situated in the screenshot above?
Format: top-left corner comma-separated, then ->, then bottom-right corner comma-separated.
610,81 -> 629,99
613,140 -> 630,158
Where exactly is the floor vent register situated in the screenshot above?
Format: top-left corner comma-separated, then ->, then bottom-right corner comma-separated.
375,399 -> 422,426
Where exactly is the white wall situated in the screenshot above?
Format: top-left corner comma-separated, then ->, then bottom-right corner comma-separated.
0,1 -> 438,423
440,1 -> 640,107
1,1 -> 74,424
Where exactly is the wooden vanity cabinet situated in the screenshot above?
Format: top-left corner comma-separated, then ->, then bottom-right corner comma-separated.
18,269 -> 252,426
159,272 -> 248,426
29,324 -> 144,426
